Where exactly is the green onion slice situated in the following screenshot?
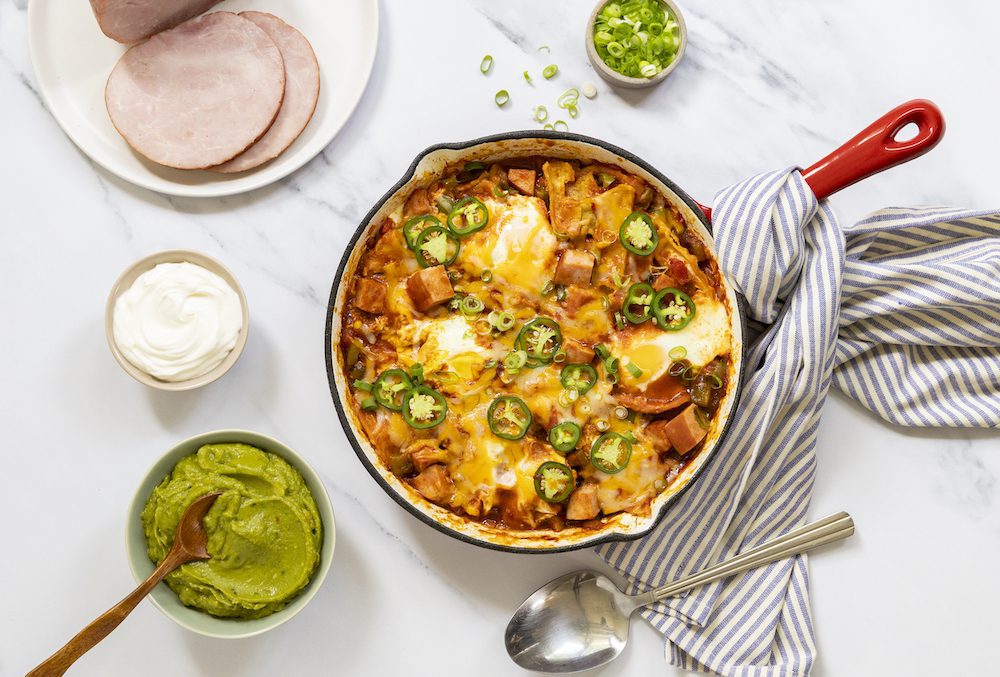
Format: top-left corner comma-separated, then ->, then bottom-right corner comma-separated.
493,311 -> 516,332
480,54 -> 494,74
625,361 -> 643,378
542,64 -> 559,79
460,295 -> 485,315
533,105 -> 549,122
524,70 -> 533,84
495,89 -> 510,107
668,346 -> 688,360
553,120 -> 569,132
557,88 -> 580,108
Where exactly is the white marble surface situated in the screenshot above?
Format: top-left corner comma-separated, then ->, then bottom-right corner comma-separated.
1,0 -> 998,675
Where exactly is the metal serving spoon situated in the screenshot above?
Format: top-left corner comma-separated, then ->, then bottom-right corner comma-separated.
505,511 -> 854,673
27,493 -> 221,677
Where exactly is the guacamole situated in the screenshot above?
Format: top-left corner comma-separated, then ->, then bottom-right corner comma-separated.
141,443 -> 323,619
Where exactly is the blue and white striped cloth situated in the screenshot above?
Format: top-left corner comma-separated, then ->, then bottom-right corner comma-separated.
597,168 -> 1000,676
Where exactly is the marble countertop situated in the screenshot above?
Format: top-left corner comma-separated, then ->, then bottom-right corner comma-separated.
1,0 -> 997,675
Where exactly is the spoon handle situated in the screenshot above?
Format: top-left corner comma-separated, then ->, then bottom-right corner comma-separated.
26,551 -> 185,677
647,512 -> 854,604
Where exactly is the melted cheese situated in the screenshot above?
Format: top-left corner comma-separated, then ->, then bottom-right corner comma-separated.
460,195 -> 557,290
412,316 -> 501,381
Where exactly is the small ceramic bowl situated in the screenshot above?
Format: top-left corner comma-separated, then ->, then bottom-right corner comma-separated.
105,250 -> 249,391
585,0 -> 688,89
125,429 -> 336,639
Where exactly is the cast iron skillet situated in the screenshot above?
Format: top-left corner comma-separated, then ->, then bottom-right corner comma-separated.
325,100 -> 944,553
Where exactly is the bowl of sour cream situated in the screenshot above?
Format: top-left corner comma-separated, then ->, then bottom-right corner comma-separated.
105,250 -> 249,390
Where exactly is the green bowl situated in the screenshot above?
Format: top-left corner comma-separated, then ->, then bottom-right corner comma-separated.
125,429 -> 335,638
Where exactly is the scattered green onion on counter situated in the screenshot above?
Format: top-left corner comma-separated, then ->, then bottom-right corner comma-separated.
542,64 -> 559,79
533,105 -> 549,122
593,0 -> 682,79
524,70 -> 533,84
480,54 -> 494,74
495,89 -> 510,107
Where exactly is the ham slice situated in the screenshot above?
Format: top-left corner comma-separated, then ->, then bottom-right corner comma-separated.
105,12 -> 286,170
89,0 -> 225,44
212,12 -> 321,173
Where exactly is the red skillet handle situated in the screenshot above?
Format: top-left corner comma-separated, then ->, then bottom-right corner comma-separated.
800,98 -> 945,201
698,99 -> 945,221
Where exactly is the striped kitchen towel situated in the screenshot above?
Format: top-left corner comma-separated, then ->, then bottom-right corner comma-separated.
597,168 -> 1000,676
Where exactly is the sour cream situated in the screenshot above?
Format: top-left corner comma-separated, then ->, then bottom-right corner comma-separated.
113,262 -> 243,382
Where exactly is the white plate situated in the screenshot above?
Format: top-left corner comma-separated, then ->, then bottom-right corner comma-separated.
28,0 -> 378,197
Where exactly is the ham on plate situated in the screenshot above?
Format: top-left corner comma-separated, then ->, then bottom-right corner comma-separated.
105,12 -> 286,170
88,0 -> 225,44
212,12 -> 321,174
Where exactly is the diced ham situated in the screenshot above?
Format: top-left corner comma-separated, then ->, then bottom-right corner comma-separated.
659,404 -> 709,454
668,258 -> 692,285
643,419 -> 673,452
553,250 -> 596,286
354,278 -> 387,314
411,465 -> 454,503
507,168 -> 536,195
563,285 -> 598,315
563,338 -> 595,364
405,441 -> 447,472
89,0 -> 224,43
406,265 -> 454,312
105,13 -> 285,170
566,483 -> 600,521
403,188 -> 433,219
213,12 -> 321,173
652,273 -> 679,291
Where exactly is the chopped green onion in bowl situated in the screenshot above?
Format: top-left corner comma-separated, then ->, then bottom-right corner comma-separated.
592,0 -> 683,80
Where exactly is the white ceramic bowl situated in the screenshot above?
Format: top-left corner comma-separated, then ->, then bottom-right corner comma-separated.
105,250 -> 250,391
125,429 -> 335,638
585,0 -> 688,89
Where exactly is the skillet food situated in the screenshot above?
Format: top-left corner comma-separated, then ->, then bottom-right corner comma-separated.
338,157 -> 733,533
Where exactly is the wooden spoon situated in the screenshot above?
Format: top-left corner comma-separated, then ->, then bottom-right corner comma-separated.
27,492 -> 221,677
